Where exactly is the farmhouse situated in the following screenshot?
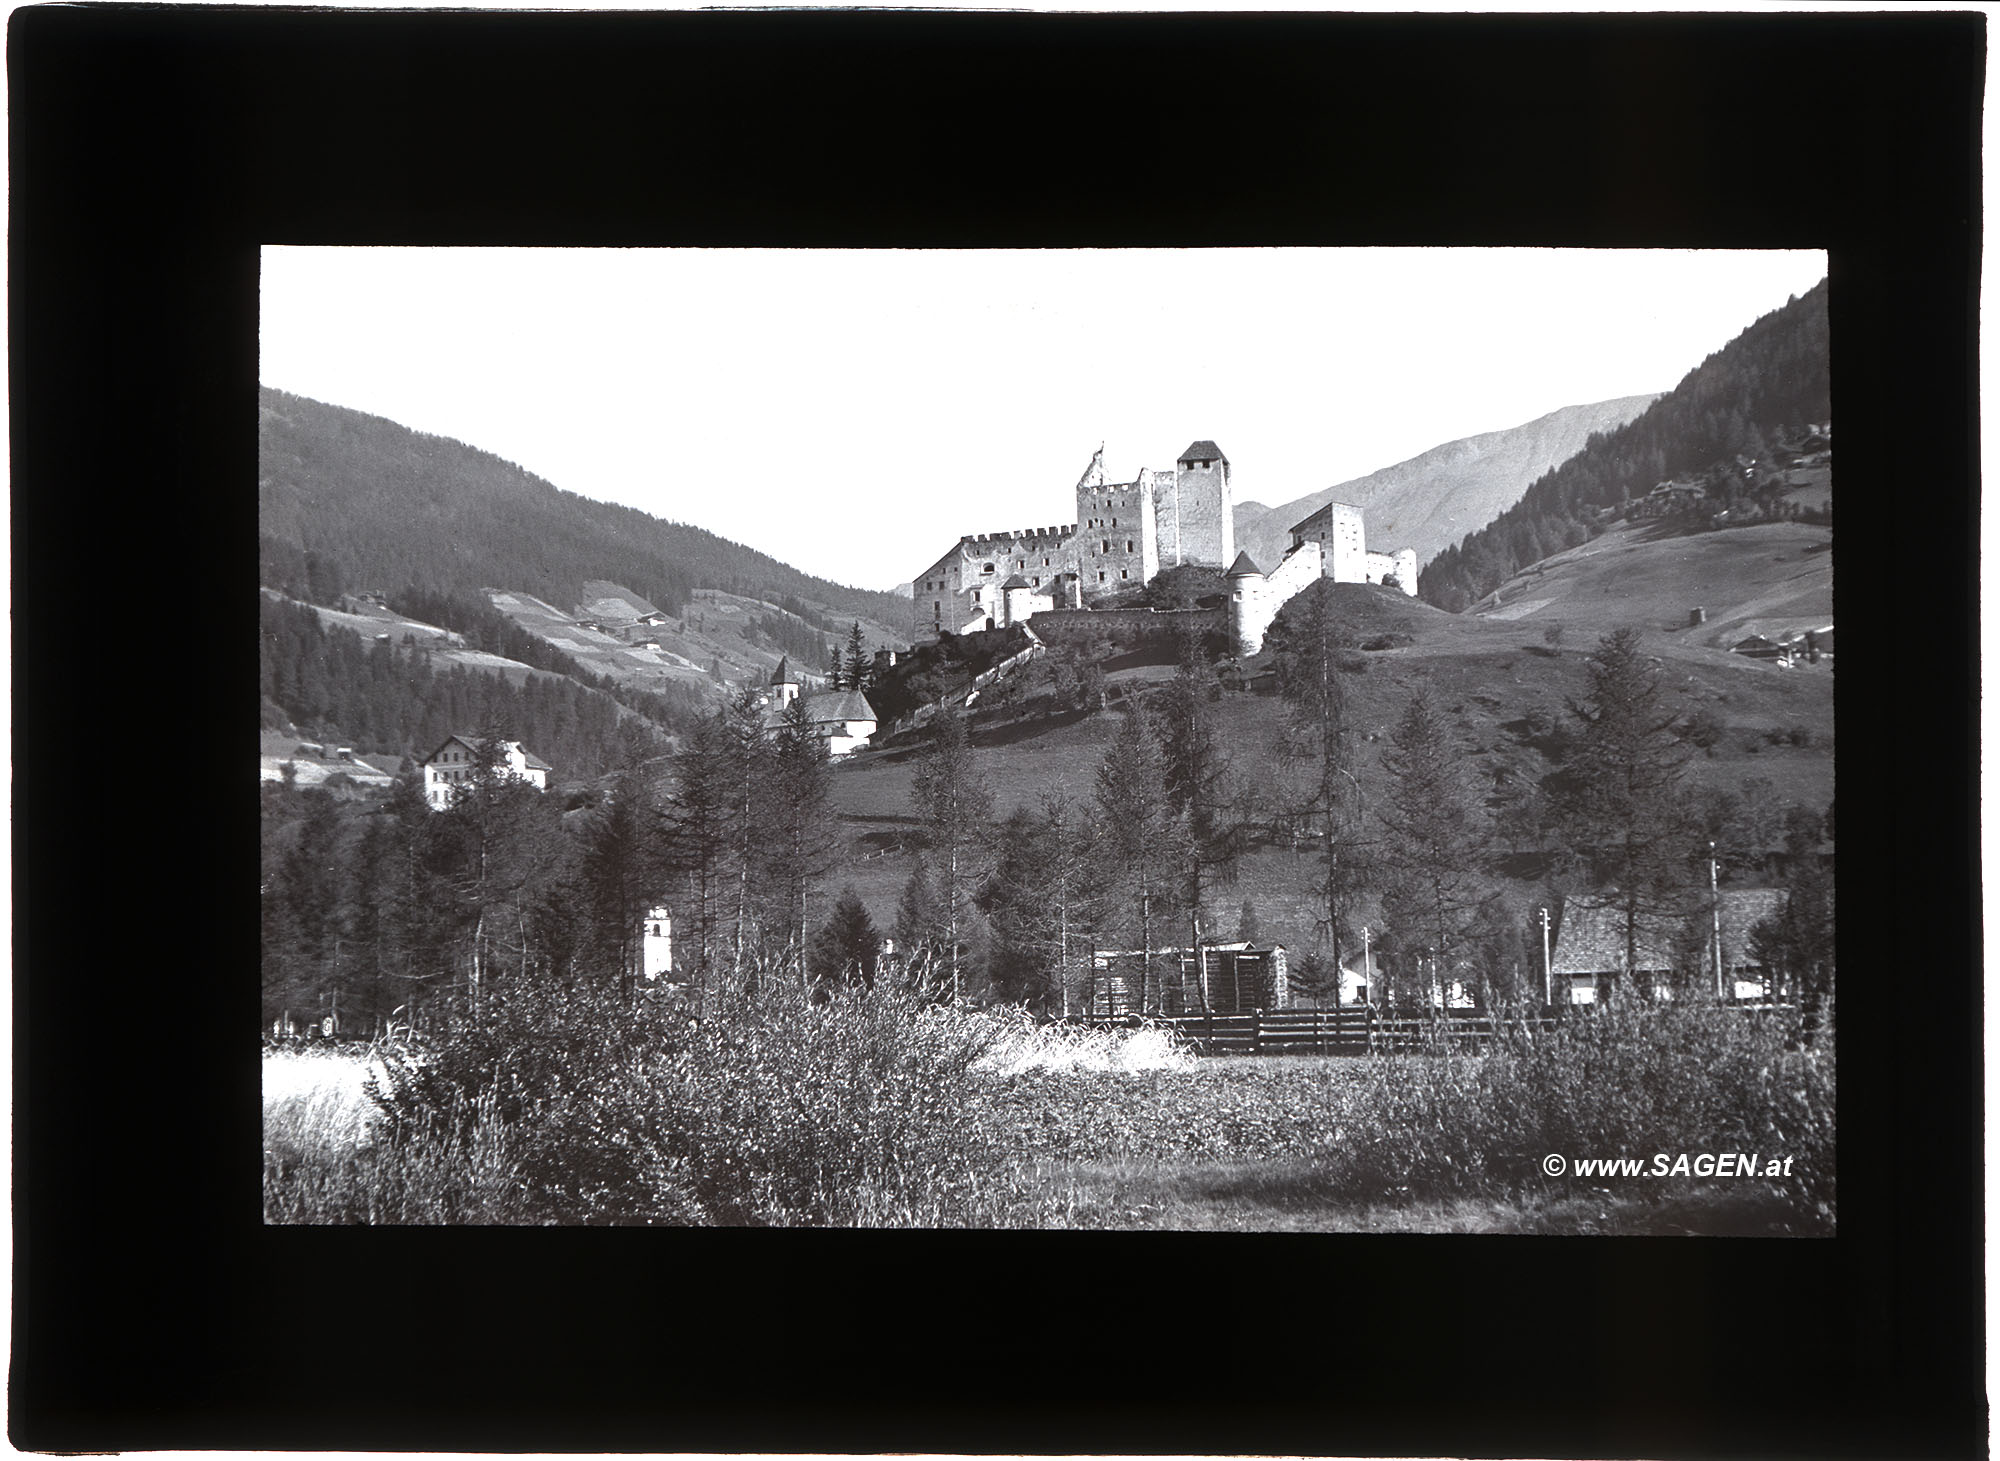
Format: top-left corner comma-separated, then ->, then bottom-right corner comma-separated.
421,733 -> 553,810
1551,890 -> 1786,1004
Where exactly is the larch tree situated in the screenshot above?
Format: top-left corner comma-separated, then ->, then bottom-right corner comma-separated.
1094,705 -> 1175,1013
764,697 -> 839,988
660,707 -> 734,990
1555,627 -> 1700,998
578,767 -> 663,994
909,707 -> 994,1004
1152,630 -> 1247,998
1268,583 -> 1369,996
1376,687 -> 1486,1009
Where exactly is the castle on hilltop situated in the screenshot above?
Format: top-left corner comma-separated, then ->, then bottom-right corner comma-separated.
912,439 -> 1416,654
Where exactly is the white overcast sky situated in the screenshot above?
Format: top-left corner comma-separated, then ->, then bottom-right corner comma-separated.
261,247 -> 1827,591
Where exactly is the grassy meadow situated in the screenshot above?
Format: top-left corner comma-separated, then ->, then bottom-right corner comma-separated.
265,987 -> 1833,1234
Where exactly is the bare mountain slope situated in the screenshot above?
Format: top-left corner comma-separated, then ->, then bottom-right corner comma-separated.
1233,394 -> 1661,574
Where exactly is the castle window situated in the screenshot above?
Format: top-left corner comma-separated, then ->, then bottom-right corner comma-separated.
1127,541 -> 1134,553
1044,557 -> 1050,566
1102,541 -> 1110,553
1098,571 -> 1106,582
1031,576 -> 1040,587
982,563 -> 995,574
1121,570 -> 1129,579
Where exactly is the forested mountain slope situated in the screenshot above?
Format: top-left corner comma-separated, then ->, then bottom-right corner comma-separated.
257,387 -> 911,633
1420,280 -> 1830,612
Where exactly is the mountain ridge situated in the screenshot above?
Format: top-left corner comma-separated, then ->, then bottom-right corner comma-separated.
1233,394 -> 1663,575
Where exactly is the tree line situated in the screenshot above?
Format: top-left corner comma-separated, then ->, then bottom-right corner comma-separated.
1420,280 -> 1830,613
263,685 -> 848,1035
263,593 -> 1833,1039
258,593 -> 697,779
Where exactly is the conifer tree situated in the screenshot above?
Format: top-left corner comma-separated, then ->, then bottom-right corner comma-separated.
765,698 -> 838,986
1377,688 -> 1485,1008
810,887 -> 881,990
1270,584 -> 1368,992
893,856 -> 947,991
1095,707 -> 1175,1013
1555,628 -> 1699,997
1151,631 -> 1246,994
909,707 -> 993,1004
843,622 -> 871,693
662,708 -> 733,987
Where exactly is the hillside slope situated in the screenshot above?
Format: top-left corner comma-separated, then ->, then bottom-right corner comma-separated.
1421,280 -> 1830,612
1233,394 -> 1662,574
257,387 -> 912,641
824,571 -> 1833,960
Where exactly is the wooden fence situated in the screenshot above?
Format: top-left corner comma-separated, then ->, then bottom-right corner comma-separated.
1065,1005 -> 1565,1056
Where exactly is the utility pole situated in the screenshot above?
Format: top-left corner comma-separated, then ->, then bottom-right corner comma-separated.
1539,907 -> 1552,1007
1709,841 -> 1725,1001
1362,923 -> 1371,1005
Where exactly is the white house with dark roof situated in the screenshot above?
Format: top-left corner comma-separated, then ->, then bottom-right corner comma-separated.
758,659 -> 879,757
421,733 -> 553,810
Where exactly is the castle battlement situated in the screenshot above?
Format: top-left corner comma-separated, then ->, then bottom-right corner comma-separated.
960,524 -> 1078,551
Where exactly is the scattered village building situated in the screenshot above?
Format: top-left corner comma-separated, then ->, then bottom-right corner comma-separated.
421,733 -> 553,810
1084,941 -> 1289,1018
913,439 -> 1417,653
1550,890 -> 1786,1005
758,658 -> 880,757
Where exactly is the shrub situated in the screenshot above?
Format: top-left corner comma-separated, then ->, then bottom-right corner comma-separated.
1310,1000 -> 1834,1232
341,979 -> 1026,1226
1680,709 -> 1724,751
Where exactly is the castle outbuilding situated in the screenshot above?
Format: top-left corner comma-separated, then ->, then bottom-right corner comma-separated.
914,438 -> 1417,655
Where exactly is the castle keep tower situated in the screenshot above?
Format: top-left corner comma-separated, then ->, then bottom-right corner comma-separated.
1168,441 -> 1234,571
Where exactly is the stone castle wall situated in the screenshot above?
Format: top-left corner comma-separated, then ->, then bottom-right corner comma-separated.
1230,541 -> 1324,656
1028,604 -> 1226,653
1075,480 -> 1157,598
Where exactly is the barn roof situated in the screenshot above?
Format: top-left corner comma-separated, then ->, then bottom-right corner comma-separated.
1178,440 -> 1229,466
1552,891 -> 1786,975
